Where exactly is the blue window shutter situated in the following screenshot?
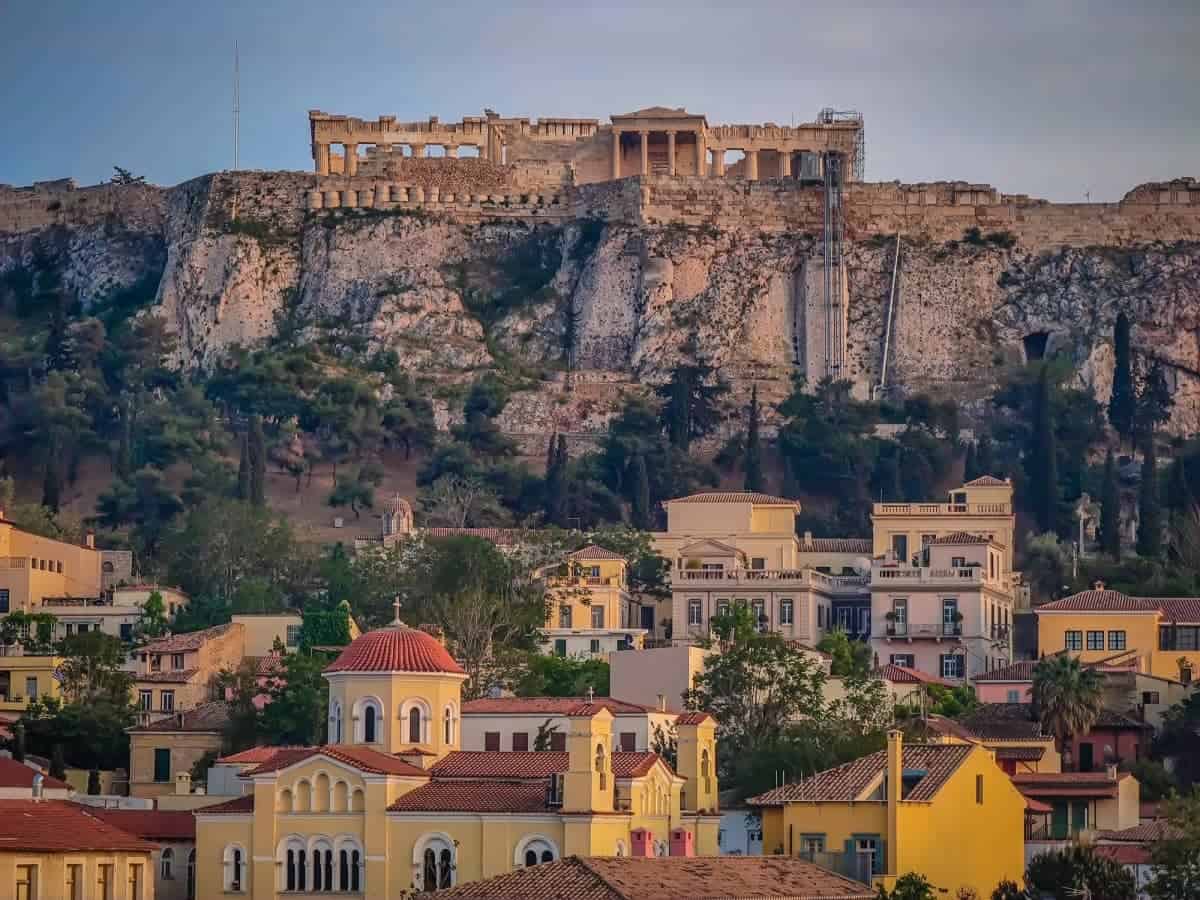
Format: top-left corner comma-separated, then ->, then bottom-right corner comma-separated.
843,839 -> 856,877
875,839 -> 886,875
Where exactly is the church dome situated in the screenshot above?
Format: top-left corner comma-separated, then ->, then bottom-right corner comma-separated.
324,625 -> 466,676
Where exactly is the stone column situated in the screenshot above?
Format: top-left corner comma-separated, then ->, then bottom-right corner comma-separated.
314,143 -> 331,176
411,144 -> 427,158
611,129 -> 621,179
746,149 -> 758,181
712,148 -> 726,177
779,150 -> 792,178
666,131 -> 676,177
639,131 -> 649,176
695,130 -> 707,177
445,145 -> 459,159
344,143 -> 358,177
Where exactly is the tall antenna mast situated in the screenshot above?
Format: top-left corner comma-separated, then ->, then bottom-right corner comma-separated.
233,41 -> 241,171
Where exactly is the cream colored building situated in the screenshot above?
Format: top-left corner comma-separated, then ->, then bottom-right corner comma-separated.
133,623 -> 246,716
193,620 -> 720,897
540,545 -> 646,658
652,492 -> 870,645
0,647 -> 64,714
0,512 -> 102,615
127,701 -> 229,800
870,478 -> 1017,681
43,584 -> 190,643
460,696 -> 678,753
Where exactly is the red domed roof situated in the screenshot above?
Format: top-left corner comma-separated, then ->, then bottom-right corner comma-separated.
324,626 -> 466,676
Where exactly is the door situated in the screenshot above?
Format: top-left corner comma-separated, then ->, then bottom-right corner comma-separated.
1078,742 -> 1094,772
1051,802 -> 1069,839
1071,801 -> 1088,834
153,747 -> 171,783
640,606 -> 655,631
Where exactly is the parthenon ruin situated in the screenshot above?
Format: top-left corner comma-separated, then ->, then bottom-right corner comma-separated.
308,106 -> 865,185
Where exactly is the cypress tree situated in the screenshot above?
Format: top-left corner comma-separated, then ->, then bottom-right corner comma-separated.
744,385 -> 764,492
1167,455 -> 1194,517
50,744 -> 66,780
544,434 -> 569,527
1100,449 -> 1121,560
1137,437 -> 1162,558
1109,312 -> 1135,442
1031,366 -> 1059,533
248,415 -> 267,507
976,433 -> 996,478
116,401 -> 133,479
963,441 -> 979,482
236,431 -> 251,501
12,721 -> 25,762
41,449 -> 61,513
630,453 -> 652,530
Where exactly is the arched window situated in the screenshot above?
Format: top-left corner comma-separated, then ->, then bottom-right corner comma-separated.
332,780 -> 349,812
423,849 -> 437,891
701,748 -> 712,794
515,835 -> 559,868
400,698 -> 432,744
277,788 -> 294,813
223,845 -> 246,892
415,835 -> 456,891
354,697 -> 383,744
330,701 -> 343,744
443,703 -> 456,745
439,849 -> 453,888
350,850 -> 362,891
282,838 -> 307,892
409,706 -> 422,744
161,847 -> 174,880
187,849 -> 195,900
309,838 -> 333,892
595,743 -> 607,791
364,705 -> 377,743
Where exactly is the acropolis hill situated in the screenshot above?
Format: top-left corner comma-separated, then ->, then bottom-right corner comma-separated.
3,104 -> 1200,448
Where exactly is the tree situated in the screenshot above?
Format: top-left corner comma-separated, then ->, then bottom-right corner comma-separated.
543,434 -> 569,527
419,474 -> 505,528
533,719 -> 561,752
989,880 -> 1025,900
1029,366 -> 1060,533
248,415 -> 267,506
630,453 -> 652,529
49,743 -> 66,780
656,357 -> 729,451
259,652 -> 331,746
1027,845 -> 1136,900
236,431 -> 252,501
111,166 -> 146,185
1100,449 -> 1121,560
1135,361 -> 1174,440
975,433 -> 996,478
1137,439 -> 1162,558
19,697 -> 136,770
816,629 -> 873,678
1146,788 -> 1200,900
516,655 -> 609,698
744,385 -> 764,492
1030,655 -> 1103,757
1109,312 -> 1135,442
217,660 -> 268,753
879,873 -> 936,900
135,590 -> 169,641
56,632 -> 135,704
11,720 -> 25,762
963,440 -> 980,482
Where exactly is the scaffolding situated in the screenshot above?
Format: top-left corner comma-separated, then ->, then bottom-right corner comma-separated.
822,150 -> 846,379
817,107 -> 865,182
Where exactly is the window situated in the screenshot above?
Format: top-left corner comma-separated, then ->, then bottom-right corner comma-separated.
286,624 -> 302,647
1109,630 -> 1127,650
161,847 -> 175,880
331,701 -> 343,743
120,623 -> 133,642
940,655 -> 965,679
337,844 -> 363,892
512,732 -> 529,751
420,838 -> 456,890
139,690 -> 152,711
154,747 -> 171,782
364,705 -> 377,743
66,863 -> 83,900
224,845 -> 246,892
77,623 -> 89,634
589,639 -> 601,654
816,605 -> 824,628
855,837 -> 881,876
443,705 -> 455,745
1087,630 -> 1104,651
1142,690 -> 1161,706
172,653 -> 185,670
889,654 -> 914,667
408,706 -> 422,744
1065,630 -> 1083,651
150,654 -> 162,672
801,834 -> 825,855
518,837 -> 558,867
16,864 -> 37,900
618,731 -> 637,751
0,589 -> 8,614
951,556 -> 966,568
780,599 -> 794,626
553,639 -> 567,656
716,600 -> 730,617
559,605 -> 572,628
1007,689 -> 1021,703
161,690 -> 175,713
891,535 -> 908,561
752,599 -> 766,628
550,731 -> 567,751
591,605 -> 605,628
98,862 -> 114,900
128,862 -> 143,899
976,774 -> 984,804
688,600 -> 703,626
485,731 -> 501,751
920,533 -> 936,547
25,677 -> 37,700
750,557 -> 766,570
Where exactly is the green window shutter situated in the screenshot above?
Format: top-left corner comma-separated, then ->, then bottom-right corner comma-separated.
153,748 -> 171,782
875,839 -> 885,875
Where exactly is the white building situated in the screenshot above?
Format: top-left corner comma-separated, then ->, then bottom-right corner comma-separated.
460,696 -> 678,753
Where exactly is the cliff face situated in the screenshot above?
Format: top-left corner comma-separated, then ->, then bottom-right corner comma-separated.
3,172 -> 1200,445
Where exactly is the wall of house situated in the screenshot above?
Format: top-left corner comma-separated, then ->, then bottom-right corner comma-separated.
460,711 -> 675,753
0,849 -> 154,900
609,645 -> 706,711
0,522 -> 102,612
1069,729 -> 1144,771
976,681 -> 1033,704
1150,646 -> 1200,682
1036,612 -> 1159,664
0,656 -> 64,712
763,801 -> 888,861
129,731 -> 224,799
230,613 -> 302,656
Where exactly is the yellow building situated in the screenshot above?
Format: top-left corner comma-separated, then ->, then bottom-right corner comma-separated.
0,512 -> 103,614
749,731 -> 1026,898
0,799 -> 156,900
133,622 -> 246,715
127,701 -> 230,800
1034,587 -> 1200,683
0,647 -> 64,714
541,545 -> 645,657
194,620 -> 721,897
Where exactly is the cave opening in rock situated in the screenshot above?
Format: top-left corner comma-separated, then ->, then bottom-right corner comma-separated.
1023,332 -> 1049,361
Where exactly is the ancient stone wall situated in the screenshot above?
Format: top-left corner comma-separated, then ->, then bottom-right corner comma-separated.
0,179 -> 166,234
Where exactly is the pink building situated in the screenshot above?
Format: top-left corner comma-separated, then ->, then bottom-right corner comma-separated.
974,659 -> 1036,704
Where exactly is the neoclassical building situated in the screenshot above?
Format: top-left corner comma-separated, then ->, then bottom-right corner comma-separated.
193,620 -> 719,898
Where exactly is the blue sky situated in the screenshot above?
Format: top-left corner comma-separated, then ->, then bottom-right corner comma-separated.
1,1 -> 1197,201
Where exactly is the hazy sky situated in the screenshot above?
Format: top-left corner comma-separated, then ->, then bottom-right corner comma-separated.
2,1 -> 1197,201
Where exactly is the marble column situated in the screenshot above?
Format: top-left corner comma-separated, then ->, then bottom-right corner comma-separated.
611,129 -> 621,179
315,142 -> 330,176
445,145 -> 459,159
344,143 -> 358,177
411,144 -> 427,158
779,151 -> 792,178
639,131 -> 649,176
695,130 -> 707,177
666,131 -> 676,177
746,149 -> 759,181
712,148 -> 726,177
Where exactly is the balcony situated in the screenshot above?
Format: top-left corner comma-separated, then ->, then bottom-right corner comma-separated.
547,575 -> 624,589
872,564 -> 988,587
674,568 -> 868,596
883,622 -> 963,641
873,501 -> 1011,516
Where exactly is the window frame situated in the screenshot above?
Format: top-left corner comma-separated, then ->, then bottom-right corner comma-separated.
779,599 -> 794,626
1065,630 -> 1083,651
1086,630 -> 1104,651
1108,630 -> 1127,650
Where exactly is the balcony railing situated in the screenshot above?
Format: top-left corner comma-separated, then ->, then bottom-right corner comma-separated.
675,569 -> 868,594
873,501 -> 1011,515
873,565 -> 988,586
884,622 -> 963,639
798,850 -> 876,885
0,557 -> 29,569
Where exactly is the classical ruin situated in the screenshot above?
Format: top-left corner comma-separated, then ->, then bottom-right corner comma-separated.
308,106 -> 865,184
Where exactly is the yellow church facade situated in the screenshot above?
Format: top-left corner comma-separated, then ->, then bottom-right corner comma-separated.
194,622 -> 720,897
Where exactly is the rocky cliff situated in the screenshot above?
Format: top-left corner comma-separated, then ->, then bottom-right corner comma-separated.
3,172 -> 1199,447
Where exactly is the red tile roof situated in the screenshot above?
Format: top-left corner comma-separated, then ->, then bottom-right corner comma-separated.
424,527 -> 527,546
1160,598 -> 1200,623
995,747 -> 1046,761
414,855 -> 875,900
973,660 -> 1039,682
462,697 -> 657,716
134,668 -> 200,683
389,780 -> 550,813
430,751 -> 661,780
244,745 -> 428,777
1093,844 -> 1152,866
675,712 -> 715,726
930,704 -> 1047,741
873,664 -> 955,686
0,757 -> 69,790
1025,797 -> 1054,813
1097,821 -> 1182,842
929,532 -> 994,545
748,744 -> 973,806
799,537 -> 872,554
127,702 -> 230,733
0,801 -> 158,853
1011,772 -> 1125,799
217,746 -> 296,765
668,491 -> 800,508
141,622 -> 238,654
963,476 -> 1009,487
82,807 -> 196,841
567,544 -> 627,561
194,795 -> 255,815
1036,591 -> 1162,613
324,625 -> 466,675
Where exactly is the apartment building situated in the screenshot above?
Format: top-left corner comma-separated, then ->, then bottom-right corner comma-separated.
540,545 -> 646,658
460,695 -> 677,752
132,622 -> 246,716
0,510 -> 103,614
652,492 -> 869,645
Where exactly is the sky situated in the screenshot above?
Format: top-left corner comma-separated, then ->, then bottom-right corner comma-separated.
1,1 -> 1197,202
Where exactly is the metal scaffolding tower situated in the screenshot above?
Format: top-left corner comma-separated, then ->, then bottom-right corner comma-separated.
822,150 -> 846,379
817,107 -> 865,181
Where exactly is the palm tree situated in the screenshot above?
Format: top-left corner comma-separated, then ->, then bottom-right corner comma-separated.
1031,654 -> 1104,764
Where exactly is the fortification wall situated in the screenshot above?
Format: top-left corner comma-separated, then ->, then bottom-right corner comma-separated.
0,179 -> 166,234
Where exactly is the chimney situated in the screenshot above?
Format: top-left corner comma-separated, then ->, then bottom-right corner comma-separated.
0,505 -> 6,521
1106,763 -> 1118,781
657,694 -> 667,712
31,773 -> 43,801
886,729 -> 902,877
1093,580 -> 1105,591
629,828 -> 653,857
803,531 -> 814,549
175,772 -> 192,795
669,827 -> 695,857
85,530 -> 95,549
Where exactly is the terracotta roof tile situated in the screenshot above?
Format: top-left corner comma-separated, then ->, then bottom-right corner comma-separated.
82,807 -> 196,841
389,780 -> 550,813
1012,772 -> 1124,799
1097,821 -> 1182,842
748,744 -> 972,806
800,537 -> 872,554
424,527 -> 527,546
141,622 -> 238,654
973,660 -> 1039,682
1094,844 -> 1152,865
1159,598 -> 1200,622
995,747 -> 1046,761
929,531 -> 994,545
134,668 -> 200,683
0,757 -> 69,790
937,704 -> 1046,740
462,697 -> 656,716
216,746 -> 298,765
244,745 -> 427,777
567,544 -> 628,561
873,664 -> 955,686
0,800 -> 158,853
1036,591 -> 1161,612
194,795 -> 255,815
127,701 -> 230,733
324,625 -> 466,675
963,476 -> 1009,487
668,491 -> 800,507
415,855 -> 876,900
430,751 -> 661,780
675,712 -> 715,726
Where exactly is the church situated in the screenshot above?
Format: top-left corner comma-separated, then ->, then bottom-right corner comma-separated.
193,617 -> 720,897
